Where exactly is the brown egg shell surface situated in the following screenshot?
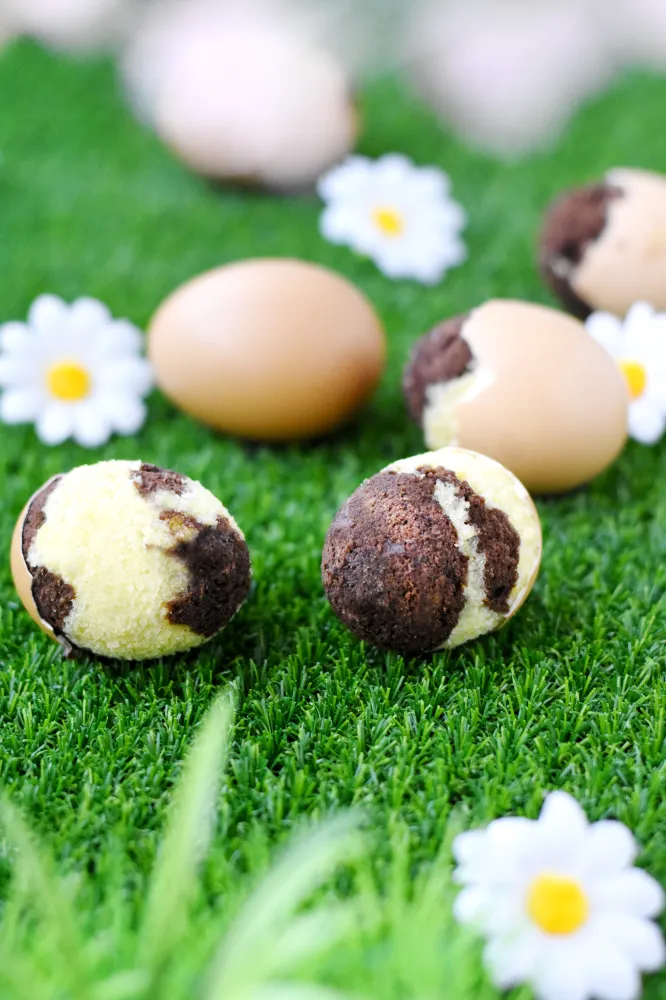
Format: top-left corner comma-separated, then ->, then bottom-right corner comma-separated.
148,258 -> 386,441
414,300 -> 629,494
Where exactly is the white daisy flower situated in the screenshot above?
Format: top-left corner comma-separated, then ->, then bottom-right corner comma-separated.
0,295 -> 153,448
586,301 -> 666,445
453,791 -> 665,1000
317,153 -> 467,285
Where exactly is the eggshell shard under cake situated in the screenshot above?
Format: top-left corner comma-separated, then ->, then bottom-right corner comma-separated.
11,460 -> 251,660
402,299 -> 628,494
539,167 -> 666,318
321,446 -> 542,656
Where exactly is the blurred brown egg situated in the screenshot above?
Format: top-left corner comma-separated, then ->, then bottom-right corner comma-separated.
148,259 -> 386,441
539,167 -> 666,317
151,21 -> 358,190
403,299 -> 628,494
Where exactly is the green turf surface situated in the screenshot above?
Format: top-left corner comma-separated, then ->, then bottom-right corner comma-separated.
1,39 -> 666,999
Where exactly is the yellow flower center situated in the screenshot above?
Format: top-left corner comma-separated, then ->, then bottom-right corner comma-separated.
46,360 -> 92,402
372,206 -> 404,237
618,359 -> 647,401
527,873 -> 589,935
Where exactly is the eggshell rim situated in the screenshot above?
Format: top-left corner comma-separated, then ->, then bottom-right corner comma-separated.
14,475 -> 74,656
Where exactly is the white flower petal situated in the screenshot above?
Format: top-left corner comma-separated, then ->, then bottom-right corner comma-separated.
317,156 -> 374,201
97,357 -> 154,397
0,322 -> 33,354
319,206 -> 364,245
593,912 -> 666,973
67,298 -> 112,336
36,404 -> 75,446
98,393 -> 147,436
0,389 -> 42,424
580,821 -> 637,877
430,201 -> 467,233
89,319 -> 143,358
628,397 -> 665,444
581,937 -> 641,1000
535,792 -> 589,864
454,884 -> 524,935
593,869 -> 665,919
623,301 -> 656,333
373,153 -> 417,185
644,374 -> 666,408
585,312 -> 624,357
28,295 -> 68,335
410,166 -> 451,200
482,816 -> 536,871
317,154 -> 466,283
484,930 -> 540,989
453,884 -> 489,924
532,939 -> 589,1000
452,828 -> 487,867
0,357 -> 38,388
71,404 -> 112,448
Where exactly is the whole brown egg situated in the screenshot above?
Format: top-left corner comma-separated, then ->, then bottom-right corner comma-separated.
148,259 -> 386,441
402,299 -> 629,494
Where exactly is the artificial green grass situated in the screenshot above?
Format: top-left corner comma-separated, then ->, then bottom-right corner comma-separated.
1,39 -> 666,998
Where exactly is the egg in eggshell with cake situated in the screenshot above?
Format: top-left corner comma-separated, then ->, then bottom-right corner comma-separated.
403,299 -> 629,494
539,167 -> 666,318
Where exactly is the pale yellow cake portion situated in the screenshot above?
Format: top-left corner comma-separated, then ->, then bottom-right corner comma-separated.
385,447 -> 542,648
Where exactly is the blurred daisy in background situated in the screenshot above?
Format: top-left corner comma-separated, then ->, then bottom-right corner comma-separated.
586,302 -> 666,444
453,791 -> 665,1000
0,295 -> 153,447
318,153 -> 467,284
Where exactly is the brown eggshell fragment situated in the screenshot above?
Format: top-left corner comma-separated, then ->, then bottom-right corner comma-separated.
10,501 -> 57,642
148,259 -> 386,441
540,167 -> 666,317
405,300 -> 628,494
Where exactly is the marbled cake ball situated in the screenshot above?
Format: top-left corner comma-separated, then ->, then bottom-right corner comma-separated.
321,447 -> 542,655
539,167 -> 666,317
11,460 -> 251,660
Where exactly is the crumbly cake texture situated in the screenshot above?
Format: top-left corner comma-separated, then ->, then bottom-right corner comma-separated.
321,447 -> 542,655
402,314 -> 473,425
20,460 -> 251,660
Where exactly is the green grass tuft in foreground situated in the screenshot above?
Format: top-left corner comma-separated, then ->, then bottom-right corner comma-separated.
0,692 -> 493,1000
1,39 -> 666,998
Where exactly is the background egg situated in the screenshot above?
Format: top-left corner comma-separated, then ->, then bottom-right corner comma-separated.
145,16 -> 358,190
148,259 -> 386,441
403,299 -> 629,493
539,167 -> 666,317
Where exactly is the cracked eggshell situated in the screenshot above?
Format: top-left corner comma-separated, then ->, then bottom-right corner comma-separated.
148,259 -> 386,441
403,300 -> 628,494
11,497 -> 56,643
539,168 -> 666,317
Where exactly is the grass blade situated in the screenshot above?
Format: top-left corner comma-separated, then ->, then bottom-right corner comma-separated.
138,689 -> 235,974
251,986 -> 351,1000
0,797 -> 90,1000
205,813 -> 364,1000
